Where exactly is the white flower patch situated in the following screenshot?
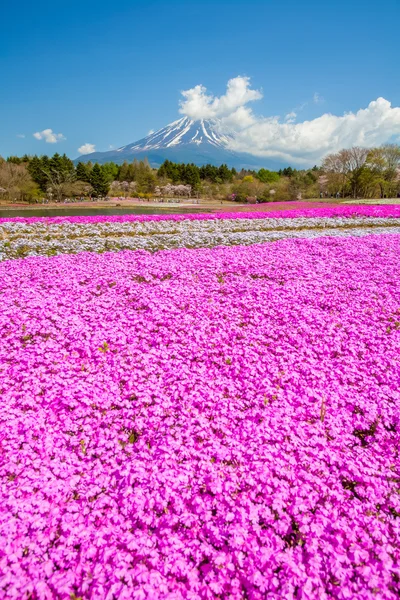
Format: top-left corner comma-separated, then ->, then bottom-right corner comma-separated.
1,216 -> 400,260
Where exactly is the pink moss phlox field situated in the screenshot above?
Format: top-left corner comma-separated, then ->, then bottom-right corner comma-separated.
1,235 -> 400,599
2,203 -> 400,225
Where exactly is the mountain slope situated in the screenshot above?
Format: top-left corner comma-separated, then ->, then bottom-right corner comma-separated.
75,117 -> 281,170
125,117 -> 233,151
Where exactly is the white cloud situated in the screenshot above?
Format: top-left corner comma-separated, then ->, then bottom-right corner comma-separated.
179,76 -> 262,123
179,77 -> 400,164
16,134 -> 25,138
313,92 -> 324,104
228,97 -> 400,165
284,111 -> 297,123
78,143 -> 96,155
33,128 -> 65,143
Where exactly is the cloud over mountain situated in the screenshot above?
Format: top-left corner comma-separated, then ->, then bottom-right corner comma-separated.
179,77 -> 400,164
179,76 -> 262,122
78,143 -> 96,155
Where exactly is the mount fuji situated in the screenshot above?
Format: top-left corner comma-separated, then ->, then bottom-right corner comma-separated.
76,117 -> 279,170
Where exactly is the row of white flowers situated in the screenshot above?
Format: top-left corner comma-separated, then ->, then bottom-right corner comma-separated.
3,216 -> 400,241
1,216 -> 400,260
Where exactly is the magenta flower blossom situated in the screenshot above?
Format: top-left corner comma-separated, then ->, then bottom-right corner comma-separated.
0,235 -> 399,599
1,203 -> 400,225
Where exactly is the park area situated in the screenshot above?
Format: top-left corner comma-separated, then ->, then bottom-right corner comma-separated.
0,204 -> 400,599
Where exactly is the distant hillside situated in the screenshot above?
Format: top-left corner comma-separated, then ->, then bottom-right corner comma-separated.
75,117 -> 284,170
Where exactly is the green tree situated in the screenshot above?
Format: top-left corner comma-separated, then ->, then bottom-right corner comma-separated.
28,156 -> 49,191
7,156 -> 23,165
218,164 -> 233,182
256,169 -> 280,183
101,162 -> 119,183
381,144 -> 400,197
76,161 -> 91,182
38,153 -> 77,201
280,166 -> 295,178
136,163 -> 156,193
184,164 -> 201,189
118,161 -> 130,181
90,164 -> 110,197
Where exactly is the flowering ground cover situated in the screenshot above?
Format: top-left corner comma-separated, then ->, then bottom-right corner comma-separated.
2,214 -> 400,260
0,235 -> 400,599
1,202 -> 400,225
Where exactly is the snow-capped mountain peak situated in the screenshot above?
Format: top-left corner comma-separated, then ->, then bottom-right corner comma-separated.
75,116 -> 274,170
117,117 -> 233,153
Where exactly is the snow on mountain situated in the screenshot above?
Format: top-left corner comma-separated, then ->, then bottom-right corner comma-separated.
117,117 -> 233,153
75,117 -> 281,169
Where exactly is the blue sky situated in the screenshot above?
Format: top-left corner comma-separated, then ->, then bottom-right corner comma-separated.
1,0 -> 400,162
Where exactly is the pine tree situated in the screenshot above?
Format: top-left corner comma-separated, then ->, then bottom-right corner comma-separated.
184,164 -> 201,189
136,160 -> 156,193
76,162 -> 90,182
62,154 -> 75,180
205,164 -> 218,181
90,164 -> 110,197
125,164 -> 136,182
158,160 -> 169,179
118,161 -> 130,181
39,153 -> 76,201
218,164 -> 232,182
28,155 -> 49,191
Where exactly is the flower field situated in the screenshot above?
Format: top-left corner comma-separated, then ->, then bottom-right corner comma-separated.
1,211 -> 400,260
1,233 -> 400,599
2,203 -> 400,225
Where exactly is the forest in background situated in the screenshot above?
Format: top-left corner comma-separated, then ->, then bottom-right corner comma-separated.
1,144 -> 400,203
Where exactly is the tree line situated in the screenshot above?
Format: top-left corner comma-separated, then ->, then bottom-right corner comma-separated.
320,145 -> 400,199
1,144 -> 399,203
